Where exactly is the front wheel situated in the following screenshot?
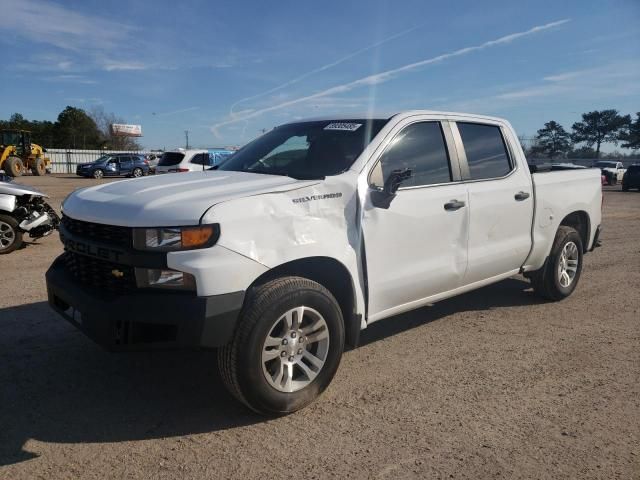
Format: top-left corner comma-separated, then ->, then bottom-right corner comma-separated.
93,169 -> 104,179
530,226 -> 583,301
218,277 -> 345,415
0,214 -> 23,254
4,156 -> 24,177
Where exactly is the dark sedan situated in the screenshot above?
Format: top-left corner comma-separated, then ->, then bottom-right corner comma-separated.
622,165 -> 640,191
76,154 -> 150,179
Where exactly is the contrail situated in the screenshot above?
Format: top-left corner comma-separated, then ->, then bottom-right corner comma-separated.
228,23 -> 424,117
212,19 -> 570,137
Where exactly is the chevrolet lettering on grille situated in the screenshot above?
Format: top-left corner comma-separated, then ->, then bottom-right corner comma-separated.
60,232 -> 124,263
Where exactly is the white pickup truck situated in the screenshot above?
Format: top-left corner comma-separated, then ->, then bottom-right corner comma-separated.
46,111 -> 602,414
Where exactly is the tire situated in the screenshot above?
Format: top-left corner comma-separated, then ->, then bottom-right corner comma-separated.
4,156 -> 24,177
93,169 -> 104,179
32,158 -> 46,176
132,167 -> 143,178
218,276 -> 345,415
0,214 -> 23,254
530,226 -> 583,301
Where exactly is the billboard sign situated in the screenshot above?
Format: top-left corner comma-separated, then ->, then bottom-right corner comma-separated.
111,124 -> 143,137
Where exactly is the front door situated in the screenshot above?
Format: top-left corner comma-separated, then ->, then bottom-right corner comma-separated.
362,120 -> 469,322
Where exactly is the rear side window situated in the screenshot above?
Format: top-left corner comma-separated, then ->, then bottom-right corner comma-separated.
377,122 -> 452,187
458,123 -> 512,180
159,152 -> 185,166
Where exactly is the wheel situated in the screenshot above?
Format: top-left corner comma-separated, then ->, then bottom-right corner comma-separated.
93,169 -> 104,179
32,158 -> 46,176
0,214 -> 23,254
218,276 -> 345,415
132,167 -> 143,178
4,156 -> 24,177
530,226 -> 583,301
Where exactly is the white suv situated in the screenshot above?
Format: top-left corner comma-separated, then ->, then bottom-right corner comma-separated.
155,149 -> 211,174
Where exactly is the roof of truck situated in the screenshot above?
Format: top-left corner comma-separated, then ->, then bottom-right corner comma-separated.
281,110 -> 507,125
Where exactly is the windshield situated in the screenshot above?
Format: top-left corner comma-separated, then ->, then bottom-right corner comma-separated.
0,131 -> 21,146
217,119 -> 388,179
94,155 -> 111,163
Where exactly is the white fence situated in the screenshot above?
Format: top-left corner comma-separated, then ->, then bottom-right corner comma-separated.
46,149 -> 150,174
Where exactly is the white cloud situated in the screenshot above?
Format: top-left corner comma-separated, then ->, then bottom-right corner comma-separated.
1,0 -> 133,52
229,23 -> 424,117
212,19 -> 570,136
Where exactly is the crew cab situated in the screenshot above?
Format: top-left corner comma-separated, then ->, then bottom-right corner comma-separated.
594,160 -> 626,185
46,111 -> 602,414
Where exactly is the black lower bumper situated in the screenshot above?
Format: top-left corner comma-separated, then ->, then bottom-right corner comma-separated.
46,256 -> 244,351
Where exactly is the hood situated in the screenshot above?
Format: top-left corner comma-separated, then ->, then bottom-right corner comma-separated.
62,170 -> 317,227
0,181 -> 48,197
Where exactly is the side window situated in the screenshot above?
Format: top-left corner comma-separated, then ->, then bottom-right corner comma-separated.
457,123 -> 512,180
375,122 -> 452,188
191,153 -> 210,165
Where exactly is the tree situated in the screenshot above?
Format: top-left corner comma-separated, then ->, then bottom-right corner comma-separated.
567,146 -> 597,159
53,106 -> 102,149
619,112 -> 640,150
570,110 -> 631,158
532,121 -> 571,159
89,106 -> 141,150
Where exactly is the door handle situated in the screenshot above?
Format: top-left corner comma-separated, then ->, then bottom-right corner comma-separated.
444,199 -> 466,211
514,191 -> 530,201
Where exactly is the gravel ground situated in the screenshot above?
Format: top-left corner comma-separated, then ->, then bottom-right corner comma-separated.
1,175 -> 638,479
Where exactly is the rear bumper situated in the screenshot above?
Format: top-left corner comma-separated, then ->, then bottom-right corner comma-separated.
46,255 -> 244,351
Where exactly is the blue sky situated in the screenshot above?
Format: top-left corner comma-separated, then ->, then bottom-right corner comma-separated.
1,0 -> 638,150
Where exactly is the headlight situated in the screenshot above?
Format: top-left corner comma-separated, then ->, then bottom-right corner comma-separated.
135,268 -> 196,291
133,224 -> 219,251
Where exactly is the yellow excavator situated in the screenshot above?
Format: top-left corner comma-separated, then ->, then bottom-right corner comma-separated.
0,129 -> 51,176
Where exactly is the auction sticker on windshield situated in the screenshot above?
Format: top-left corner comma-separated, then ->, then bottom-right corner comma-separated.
324,122 -> 362,131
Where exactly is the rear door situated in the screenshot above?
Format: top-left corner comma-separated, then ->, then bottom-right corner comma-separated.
119,156 -> 133,175
451,121 -> 533,285
362,118 -> 469,321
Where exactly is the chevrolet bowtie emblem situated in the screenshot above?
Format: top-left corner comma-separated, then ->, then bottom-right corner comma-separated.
111,269 -> 124,278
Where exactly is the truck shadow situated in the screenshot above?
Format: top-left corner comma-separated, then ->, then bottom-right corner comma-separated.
0,277 -> 539,465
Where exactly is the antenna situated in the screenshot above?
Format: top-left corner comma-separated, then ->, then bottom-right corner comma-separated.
184,130 -> 190,149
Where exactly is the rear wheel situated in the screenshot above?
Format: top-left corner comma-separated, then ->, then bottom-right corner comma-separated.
4,156 -> 24,177
0,214 -> 23,254
530,226 -> 583,301
32,157 -> 46,176
132,167 -> 143,178
93,169 -> 104,179
218,276 -> 345,415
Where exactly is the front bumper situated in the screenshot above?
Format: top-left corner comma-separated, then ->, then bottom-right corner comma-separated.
46,255 -> 244,351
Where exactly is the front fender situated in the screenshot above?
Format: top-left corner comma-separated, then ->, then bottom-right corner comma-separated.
200,174 -> 367,318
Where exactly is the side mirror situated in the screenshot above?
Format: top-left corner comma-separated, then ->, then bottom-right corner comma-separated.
370,168 -> 412,209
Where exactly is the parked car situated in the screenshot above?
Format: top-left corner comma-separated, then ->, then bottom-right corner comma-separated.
622,164 -> 640,191
145,153 -> 163,174
76,153 -> 149,179
155,149 -> 211,174
594,160 -> 626,185
47,111 -> 602,414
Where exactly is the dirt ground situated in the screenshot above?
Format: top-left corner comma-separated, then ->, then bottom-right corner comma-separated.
1,175 -> 638,479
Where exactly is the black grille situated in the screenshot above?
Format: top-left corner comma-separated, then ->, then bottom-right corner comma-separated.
63,251 -> 136,293
61,215 -> 132,248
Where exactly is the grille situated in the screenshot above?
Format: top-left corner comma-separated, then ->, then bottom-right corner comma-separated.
63,251 -> 136,293
61,215 -> 132,248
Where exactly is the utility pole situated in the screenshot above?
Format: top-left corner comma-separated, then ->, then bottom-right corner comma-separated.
184,130 -> 190,149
